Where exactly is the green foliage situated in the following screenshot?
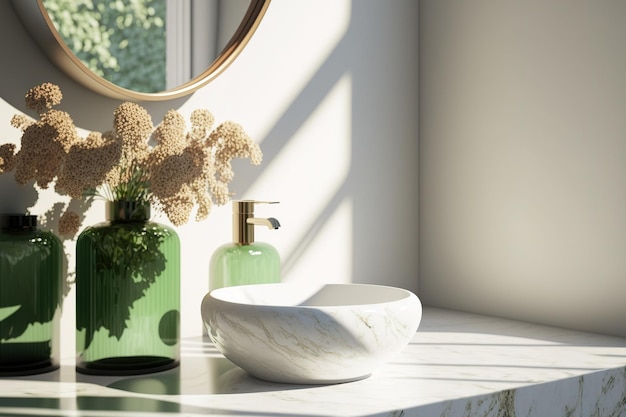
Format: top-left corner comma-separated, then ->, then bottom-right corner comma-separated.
42,0 -> 166,93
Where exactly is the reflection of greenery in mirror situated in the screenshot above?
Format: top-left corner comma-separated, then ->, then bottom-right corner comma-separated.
42,0 -> 166,93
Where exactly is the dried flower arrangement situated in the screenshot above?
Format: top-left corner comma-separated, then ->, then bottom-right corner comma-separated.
1,82 -> 263,235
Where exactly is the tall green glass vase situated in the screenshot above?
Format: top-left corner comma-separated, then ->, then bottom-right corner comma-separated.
75,200 -> 180,375
0,214 -> 63,376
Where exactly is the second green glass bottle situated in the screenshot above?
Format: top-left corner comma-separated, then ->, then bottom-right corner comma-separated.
75,201 -> 180,375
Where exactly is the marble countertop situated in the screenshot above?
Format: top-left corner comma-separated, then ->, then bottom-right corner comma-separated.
2,307 -> 626,416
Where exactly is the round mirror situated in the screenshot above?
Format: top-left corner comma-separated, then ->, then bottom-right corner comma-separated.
11,0 -> 270,101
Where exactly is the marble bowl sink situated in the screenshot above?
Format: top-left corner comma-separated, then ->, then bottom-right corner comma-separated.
201,283 -> 422,384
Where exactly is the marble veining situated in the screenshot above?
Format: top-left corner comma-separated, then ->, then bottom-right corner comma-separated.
416,367 -> 626,417
1,307 -> 626,417
202,283 -> 422,384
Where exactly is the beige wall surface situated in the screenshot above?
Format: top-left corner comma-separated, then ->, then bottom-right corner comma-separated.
0,0 -> 419,357
419,1 -> 626,337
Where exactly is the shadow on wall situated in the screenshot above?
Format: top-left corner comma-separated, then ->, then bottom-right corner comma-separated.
245,2 -> 419,287
0,1 -> 419,290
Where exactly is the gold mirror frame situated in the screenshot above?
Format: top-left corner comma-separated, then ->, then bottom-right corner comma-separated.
11,0 -> 271,101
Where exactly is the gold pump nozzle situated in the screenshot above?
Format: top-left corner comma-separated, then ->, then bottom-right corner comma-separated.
233,200 -> 280,245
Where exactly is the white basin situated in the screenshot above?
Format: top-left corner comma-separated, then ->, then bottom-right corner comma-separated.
201,283 -> 422,384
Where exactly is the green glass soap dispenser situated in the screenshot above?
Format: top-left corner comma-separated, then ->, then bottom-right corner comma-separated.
209,200 -> 281,290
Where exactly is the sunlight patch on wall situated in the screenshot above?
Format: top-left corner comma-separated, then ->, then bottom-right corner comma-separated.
284,197 -> 353,284
245,73 -> 353,283
198,0 -> 353,141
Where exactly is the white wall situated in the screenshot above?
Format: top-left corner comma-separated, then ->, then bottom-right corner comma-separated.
0,0 -> 419,359
419,0 -> 626,337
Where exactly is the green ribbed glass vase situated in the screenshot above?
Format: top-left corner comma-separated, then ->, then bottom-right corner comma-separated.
0,214 -> 63,376
75,201 -> 180,375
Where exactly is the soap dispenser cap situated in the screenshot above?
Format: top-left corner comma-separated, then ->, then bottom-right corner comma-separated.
0,214 -> 37,231
232,200 -> 280,245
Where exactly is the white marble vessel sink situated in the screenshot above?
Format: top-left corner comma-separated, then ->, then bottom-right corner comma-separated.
201,283 -> 422,384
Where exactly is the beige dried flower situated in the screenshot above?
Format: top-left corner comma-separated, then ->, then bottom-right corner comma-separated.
56,132 -> 122,199
0,144 -> 16,174
155,110 -> 187,149
113,102 -> 153,145
10,114 -> 34,131
6,83 -> 79,189
58,210 -> 80,237
40,110 -> 80,152
13,118 -> 72,188
3,82 -> 263,232
208,121 -> 263,183
158,190 -> 195,226
141,109 -> 238,225
189,109 -> 215,141
25,82 -> 63,115
195,191 -> 212,222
